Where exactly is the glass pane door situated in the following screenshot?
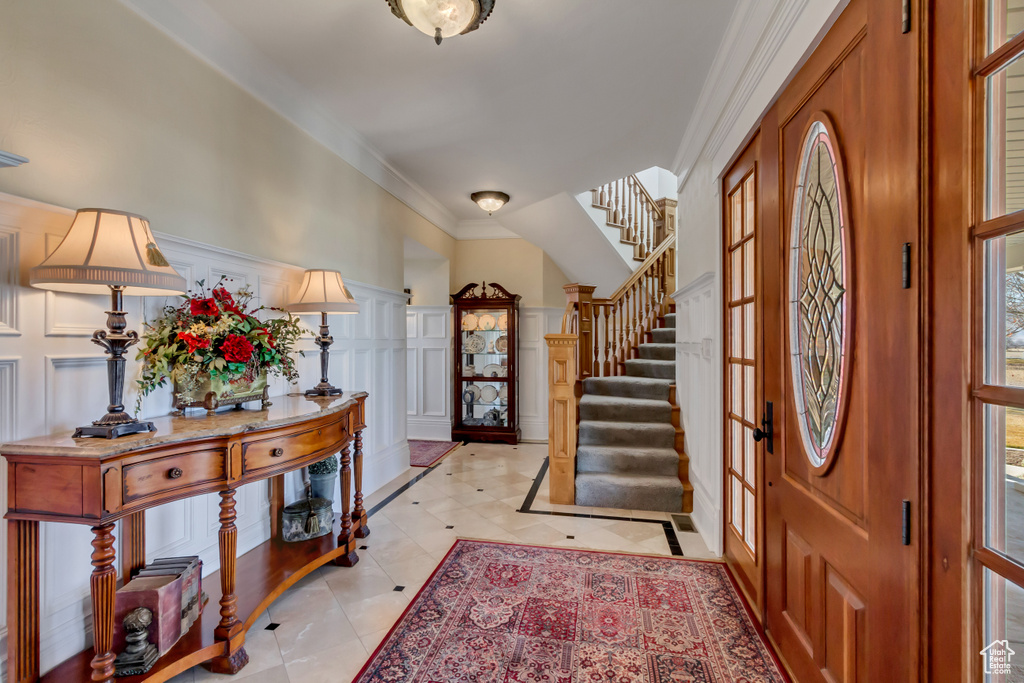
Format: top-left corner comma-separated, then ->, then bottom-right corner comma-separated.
459,308 -> 510,428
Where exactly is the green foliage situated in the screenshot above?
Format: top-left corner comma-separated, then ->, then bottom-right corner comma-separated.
308,455 -> 338,475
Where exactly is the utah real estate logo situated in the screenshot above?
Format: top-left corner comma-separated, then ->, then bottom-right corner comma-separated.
981,639 -> 1015,675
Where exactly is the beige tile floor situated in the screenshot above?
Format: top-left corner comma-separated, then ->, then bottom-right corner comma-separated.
168,441 -> 713,683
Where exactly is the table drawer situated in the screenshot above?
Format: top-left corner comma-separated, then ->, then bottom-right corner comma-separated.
123,449 -> 226,503
242,420 -> 347,475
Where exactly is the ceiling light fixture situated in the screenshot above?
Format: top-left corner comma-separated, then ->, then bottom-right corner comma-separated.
386,0 -> 496,45
472,191 -> 510,215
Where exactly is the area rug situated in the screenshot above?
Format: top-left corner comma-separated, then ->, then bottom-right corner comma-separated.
409,440 -> 461,467
354,540 -> 786,683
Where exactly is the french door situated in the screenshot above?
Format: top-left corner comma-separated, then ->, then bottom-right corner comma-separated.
736,0 -> 922,679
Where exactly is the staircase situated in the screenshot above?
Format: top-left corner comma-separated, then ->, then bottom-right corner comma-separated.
575,310 -> 691,512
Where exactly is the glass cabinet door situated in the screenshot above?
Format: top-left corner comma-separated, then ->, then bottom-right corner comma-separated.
459,308 -> 510,428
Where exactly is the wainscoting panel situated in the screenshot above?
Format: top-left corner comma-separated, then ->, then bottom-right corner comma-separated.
673,273 -> 722,555
0,191 -> 410,675
406,306 -> 452,441
519,308 -> 564,442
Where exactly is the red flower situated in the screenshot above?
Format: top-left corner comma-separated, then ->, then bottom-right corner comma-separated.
221,334 -> 254,363
177,332 -> 210,355
254,327 -> 276,348
212,287 -> 235,306
190,298 -> 220,316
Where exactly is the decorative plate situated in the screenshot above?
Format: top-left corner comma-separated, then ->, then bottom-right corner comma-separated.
481,385 -> 498,403
498,385 -> 508,404
495,335 -> 508,353
465,384 -> 481,402
478,314 -> 497,331
464,333 -> 486,354
498,314 -> 508,331
483,363 -> 502,377
462,313 -> 479,331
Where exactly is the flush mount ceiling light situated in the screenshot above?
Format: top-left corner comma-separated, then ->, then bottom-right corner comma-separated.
386,0 -> 496,45
472,191 -> 510,215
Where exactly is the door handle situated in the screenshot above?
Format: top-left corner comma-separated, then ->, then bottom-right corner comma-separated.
752,401 -> 774,454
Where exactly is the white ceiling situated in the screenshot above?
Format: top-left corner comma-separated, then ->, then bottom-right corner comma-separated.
124,0 -> 737,227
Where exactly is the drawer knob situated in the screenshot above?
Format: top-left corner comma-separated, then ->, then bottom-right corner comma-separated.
271,448 -> 285,458
168,467 -> 183,479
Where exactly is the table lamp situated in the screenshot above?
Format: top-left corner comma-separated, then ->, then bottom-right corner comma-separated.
287,269 -> 360,396
30,209 -> 186,438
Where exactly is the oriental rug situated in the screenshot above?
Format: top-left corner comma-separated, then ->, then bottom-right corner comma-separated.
409,440 -> 461,468
354,540 -> 786,683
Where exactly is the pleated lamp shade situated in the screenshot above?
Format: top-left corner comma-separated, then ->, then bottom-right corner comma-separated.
288,269 -> 360,314
30,208 -> 186,296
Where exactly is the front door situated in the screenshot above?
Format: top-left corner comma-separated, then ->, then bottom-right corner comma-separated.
757,0 -> 921,680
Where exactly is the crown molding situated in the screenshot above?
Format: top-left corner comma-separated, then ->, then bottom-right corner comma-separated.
672,0 -> 845,187
117,0 -> 459,237
0,151 -> 29,168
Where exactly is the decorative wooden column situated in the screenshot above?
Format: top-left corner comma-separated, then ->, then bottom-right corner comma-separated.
353,431 -> 369,538
120,512 -> 146,580
204,488 -> 249,675
655,197 -> 677,245
546,333 -> 579,505
563,284 -> 596,383
335,446 -> 359,566
7,520 -> 39,683
89,523 -> 117,683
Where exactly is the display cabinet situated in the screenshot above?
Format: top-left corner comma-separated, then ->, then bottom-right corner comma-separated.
451,282 -> 521,444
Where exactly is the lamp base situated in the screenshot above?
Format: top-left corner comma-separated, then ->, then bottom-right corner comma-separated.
305,384 -> 343,397
74,420 -> 156,440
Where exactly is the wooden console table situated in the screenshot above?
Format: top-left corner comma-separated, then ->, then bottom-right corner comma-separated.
2,393 -> 370,683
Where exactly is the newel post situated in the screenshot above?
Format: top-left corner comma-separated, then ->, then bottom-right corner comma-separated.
546,333 -> 578,505
655,198 -> 677,245
563,284 -> 596,383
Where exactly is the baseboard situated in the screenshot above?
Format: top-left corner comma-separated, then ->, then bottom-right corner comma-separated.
407,417 -> 452,442
520,419 -> 548,443
364,440 -> 411,495
690,474 -> 723,556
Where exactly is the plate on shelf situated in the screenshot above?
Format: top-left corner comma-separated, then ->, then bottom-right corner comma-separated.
498,313 -> 508,331
478,313 -> 497,330
464,333 -> 486,354
495,335 -> 508,353
481,385 -> 498,403
499,385 -> 508,404
464,384 -> 482,403
462,313 -> 479,331
483,363 -> 502,377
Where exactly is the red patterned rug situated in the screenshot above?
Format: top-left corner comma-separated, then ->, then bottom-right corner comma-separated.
409,440 -> 461,467
354,540 -> 786,683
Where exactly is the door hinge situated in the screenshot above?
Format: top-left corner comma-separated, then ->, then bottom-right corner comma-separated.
902,500 -> 911,545
902,243 -> 912,289
902,0 -> 911,33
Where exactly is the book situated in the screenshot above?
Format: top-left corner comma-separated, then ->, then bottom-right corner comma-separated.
113,574 -> 182,656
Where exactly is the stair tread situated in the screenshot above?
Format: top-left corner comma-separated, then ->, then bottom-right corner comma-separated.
576,472 -> 684,487
625,359 -> 676,366
640,343 -> 675,349
579,394 -> 669,408
587,376 -> 672,386
579,419 -> 675,430
576,444 -> 679,457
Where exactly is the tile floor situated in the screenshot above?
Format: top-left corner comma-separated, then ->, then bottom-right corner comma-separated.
168,441 -> 713,683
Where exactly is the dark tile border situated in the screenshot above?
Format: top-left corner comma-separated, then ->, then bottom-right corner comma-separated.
366,459 -> 446,518
518,458 -> 684,557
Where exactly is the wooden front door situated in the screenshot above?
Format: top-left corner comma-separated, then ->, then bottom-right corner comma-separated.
755,0 -> 922,680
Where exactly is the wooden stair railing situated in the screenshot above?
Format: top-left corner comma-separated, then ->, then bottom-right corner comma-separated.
545,234 -> 681,506
592,174 -> 677,262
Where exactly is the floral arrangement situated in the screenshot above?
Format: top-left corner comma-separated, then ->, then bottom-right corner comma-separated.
136,279 -> 303,411
308,455 -> 338,475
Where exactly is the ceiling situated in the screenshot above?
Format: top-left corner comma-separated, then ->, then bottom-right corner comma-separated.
125,0 -> 738,226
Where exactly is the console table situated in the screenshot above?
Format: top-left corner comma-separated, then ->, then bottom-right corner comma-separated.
2,393 -> 369,683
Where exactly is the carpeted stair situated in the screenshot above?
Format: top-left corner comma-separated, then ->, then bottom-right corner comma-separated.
575,312 -> 692,512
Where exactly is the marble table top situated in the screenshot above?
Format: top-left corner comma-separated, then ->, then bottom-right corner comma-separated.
0,392 -> 368,458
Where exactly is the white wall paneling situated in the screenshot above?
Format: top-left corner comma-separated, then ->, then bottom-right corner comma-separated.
673,273 -> 722,555
406,306 -> 452,441
519,308 -> 564,442
0,191 -> 410,676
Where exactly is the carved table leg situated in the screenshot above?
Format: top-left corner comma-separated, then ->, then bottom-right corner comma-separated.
7,520 -> 39,683
353,430 -> 369,539
203,488 -> 249,674
121,512 -> 146,580
89,523 -> 117,682
334,446 -> 359,567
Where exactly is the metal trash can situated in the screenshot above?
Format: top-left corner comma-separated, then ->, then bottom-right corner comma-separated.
281,498 -> 333,542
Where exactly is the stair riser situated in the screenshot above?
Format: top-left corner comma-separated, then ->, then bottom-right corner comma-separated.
625,361 -> 676,380
583,378 -> 670,401
662,314 -> 676,329
651,329 -> 675,343
575,477 -> 682,513
579,402 -> 671,423
579,423 -> 676,448
576,450 -> 679,477
639,345 -> 675,361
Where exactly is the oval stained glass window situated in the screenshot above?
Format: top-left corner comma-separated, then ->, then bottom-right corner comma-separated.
789,118 -> 850,469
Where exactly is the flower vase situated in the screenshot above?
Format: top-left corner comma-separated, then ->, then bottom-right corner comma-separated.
172,370 -> 270,416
